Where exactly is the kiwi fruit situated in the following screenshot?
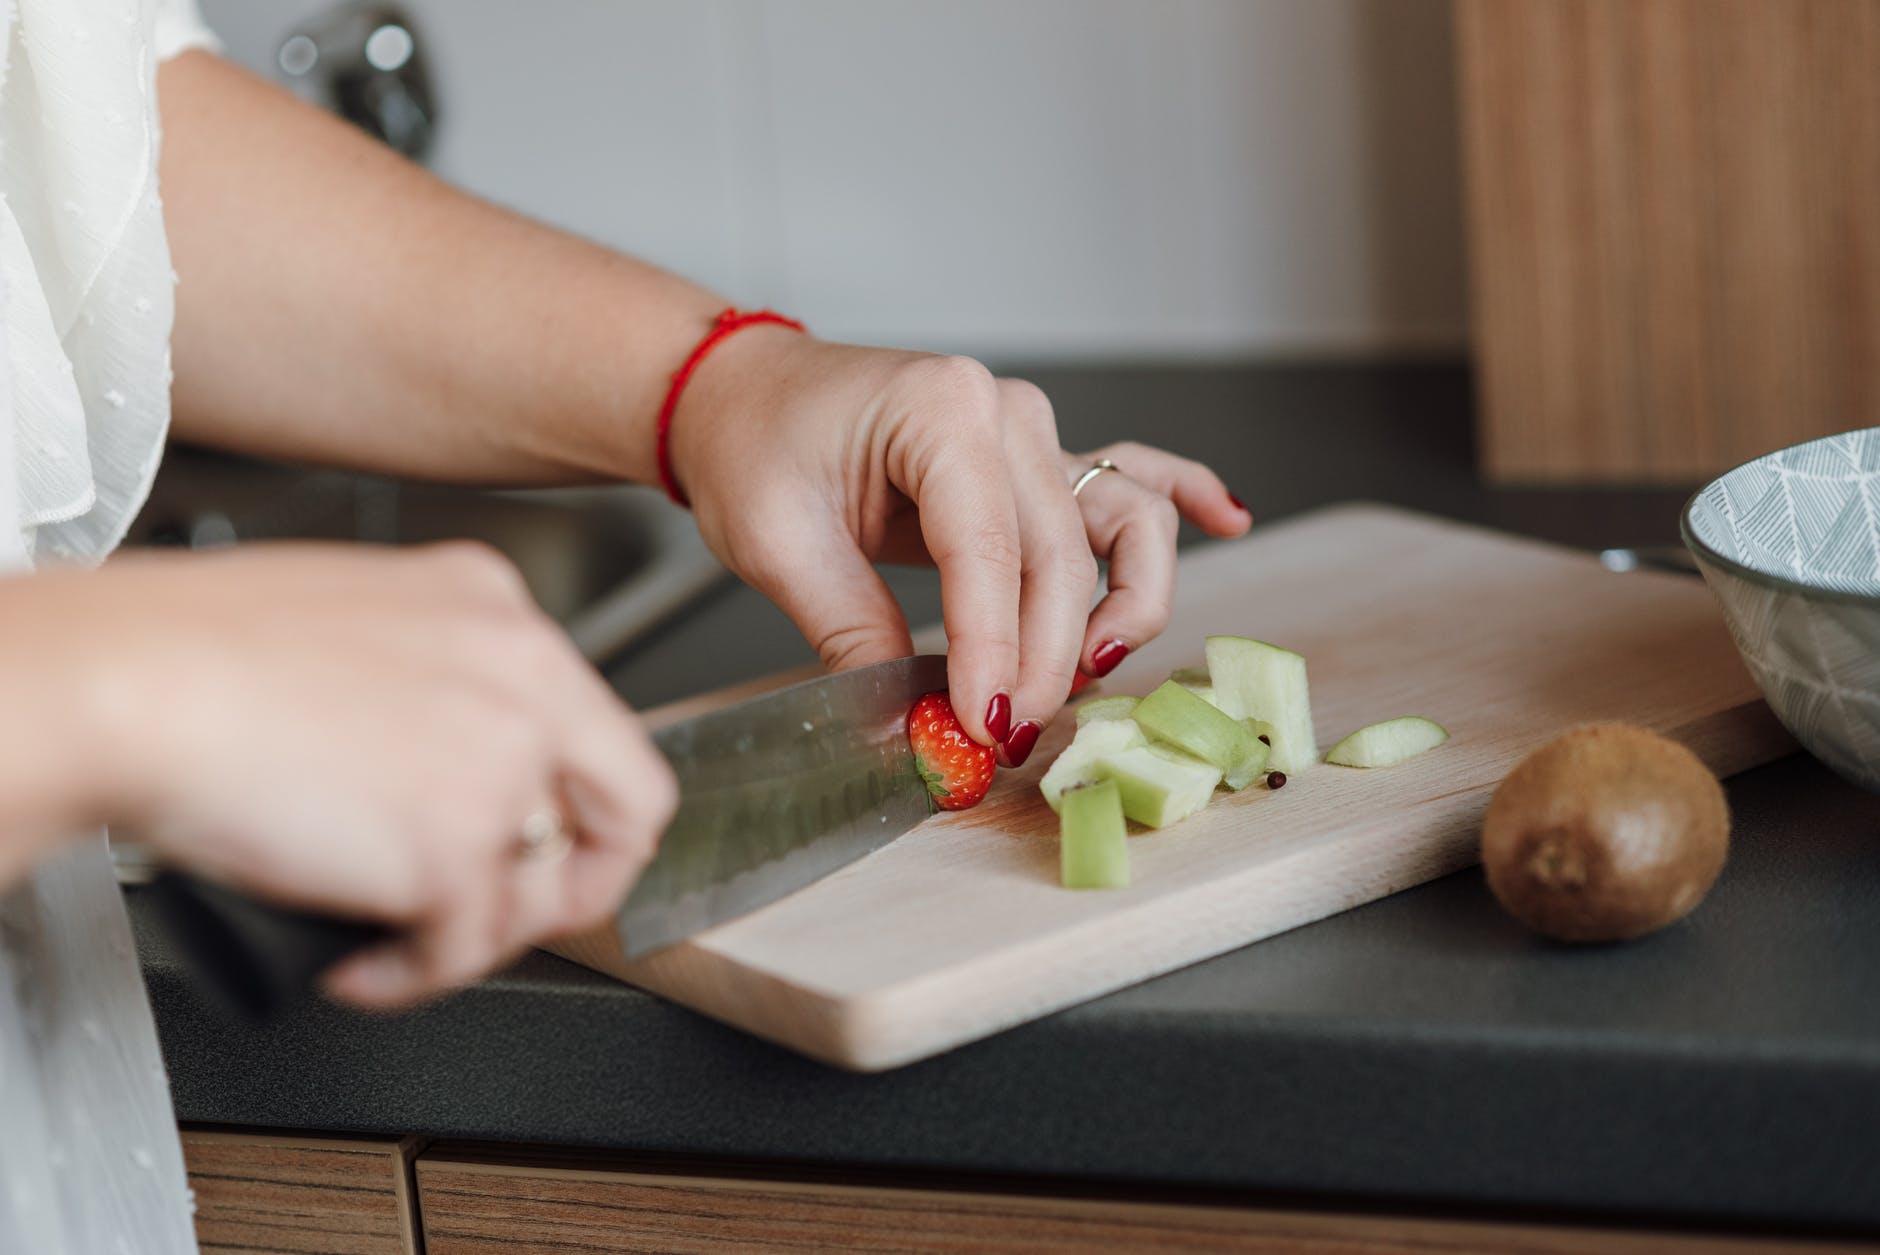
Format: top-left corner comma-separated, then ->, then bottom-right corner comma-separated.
1482,724 -> 1729,942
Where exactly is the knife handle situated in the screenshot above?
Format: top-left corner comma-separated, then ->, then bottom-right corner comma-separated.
140,871 -> 394,1022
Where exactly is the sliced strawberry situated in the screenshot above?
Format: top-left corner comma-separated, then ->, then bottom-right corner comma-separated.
907,691 -> 997,811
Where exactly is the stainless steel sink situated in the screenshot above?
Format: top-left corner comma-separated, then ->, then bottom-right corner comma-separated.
127,448 -> 727,665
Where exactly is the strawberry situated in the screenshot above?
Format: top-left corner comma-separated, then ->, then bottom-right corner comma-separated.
907,691 -> 997,811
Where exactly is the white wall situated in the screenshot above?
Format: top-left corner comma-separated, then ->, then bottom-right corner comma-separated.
196,0 -> 1467,362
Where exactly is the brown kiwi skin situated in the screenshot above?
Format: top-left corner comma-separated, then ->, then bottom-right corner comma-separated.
1482,724 -> 1729,943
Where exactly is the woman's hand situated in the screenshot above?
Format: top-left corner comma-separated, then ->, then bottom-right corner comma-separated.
669,331 -> 1251,764
16,543 -> 674,1007
153,55 -> 1247,761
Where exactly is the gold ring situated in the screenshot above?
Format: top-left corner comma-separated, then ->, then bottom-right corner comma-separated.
514,807 -> 573,864
1071,458 -> 1119,498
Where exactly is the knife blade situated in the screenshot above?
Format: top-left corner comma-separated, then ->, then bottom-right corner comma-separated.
138,654 -> 950,1017
621,653 -> 948,956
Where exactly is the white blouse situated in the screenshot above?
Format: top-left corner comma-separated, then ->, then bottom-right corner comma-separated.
1,1 -> 219,1251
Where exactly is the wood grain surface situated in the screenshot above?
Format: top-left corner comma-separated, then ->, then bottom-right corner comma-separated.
180,1128 -> 423,1255
547,505 -> 1793,1070
1455,0 -> 1880,483
412,1150 -> 1873,1255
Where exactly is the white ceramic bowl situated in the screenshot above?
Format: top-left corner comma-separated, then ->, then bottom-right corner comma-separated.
1683,428 -> 1880,792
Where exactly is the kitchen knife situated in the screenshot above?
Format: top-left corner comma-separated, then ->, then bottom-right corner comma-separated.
618,652 -> 949,956
138,653 -> 951,1019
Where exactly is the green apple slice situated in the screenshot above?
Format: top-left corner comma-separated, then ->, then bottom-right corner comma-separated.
1205,635 -> 1317,774
1326,716 -> 1449,767
1093,744 -> 1222,829
1073,695 -> 1140,727
1060,779 -> 1129,889
1041,718 -> 1146,812
1169,666 -> 1218,709
1132,680 -> 1270,789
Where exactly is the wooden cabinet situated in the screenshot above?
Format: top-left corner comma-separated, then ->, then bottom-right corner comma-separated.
1455,0 -> 1880,483
415,1149 -> 1315,1255
180,1127 -> 1880,1255
179,1129 -> 423,1255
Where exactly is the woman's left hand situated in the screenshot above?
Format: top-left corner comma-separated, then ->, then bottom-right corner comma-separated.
667,330 -> 1251,766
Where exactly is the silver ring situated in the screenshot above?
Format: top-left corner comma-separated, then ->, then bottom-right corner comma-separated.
514,807 -> 573,864
1071,458 -> 1119,498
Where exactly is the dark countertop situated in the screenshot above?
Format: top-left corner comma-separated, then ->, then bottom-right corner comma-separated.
135,362 -> 1880,1235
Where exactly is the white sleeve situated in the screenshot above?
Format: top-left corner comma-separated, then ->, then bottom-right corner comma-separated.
153,0 -> 222,61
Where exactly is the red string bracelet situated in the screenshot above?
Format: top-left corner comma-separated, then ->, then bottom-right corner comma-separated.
656,307 -> 807,507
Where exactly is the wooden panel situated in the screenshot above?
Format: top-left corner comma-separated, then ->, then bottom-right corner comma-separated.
1455,0 -> 1880,483
414,1150 -> 1875,1255
180,1128 -> 423,1255
546,505 -> 1793,1070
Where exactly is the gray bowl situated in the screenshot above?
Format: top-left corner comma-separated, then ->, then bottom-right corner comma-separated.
1683,428 -> 1880,792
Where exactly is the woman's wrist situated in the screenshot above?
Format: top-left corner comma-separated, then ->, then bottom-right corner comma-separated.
0,569 -> 143,882
653,310 -> 807,505
663,321 -> 820,508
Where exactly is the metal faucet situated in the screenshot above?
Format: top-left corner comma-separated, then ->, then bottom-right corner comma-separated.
275,2 -> 437,162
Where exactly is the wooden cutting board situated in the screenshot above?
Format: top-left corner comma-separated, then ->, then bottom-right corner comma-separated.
548,504 -> 1793,1071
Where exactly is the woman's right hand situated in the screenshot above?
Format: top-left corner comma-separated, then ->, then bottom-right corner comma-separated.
39,542 -> 675,1007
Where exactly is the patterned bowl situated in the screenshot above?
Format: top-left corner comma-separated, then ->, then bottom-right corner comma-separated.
1683,429 -> 1880,792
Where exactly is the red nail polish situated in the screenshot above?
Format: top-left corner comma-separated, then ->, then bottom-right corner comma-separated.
1069,671 -> 1096,697
985,691 -> 1012,744
1228,493 -> 1250,515
1002,720 -> 1043,768
1089,639 -> 1130,678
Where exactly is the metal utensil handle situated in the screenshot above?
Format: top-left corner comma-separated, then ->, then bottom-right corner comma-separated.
140,871 -> 393,1022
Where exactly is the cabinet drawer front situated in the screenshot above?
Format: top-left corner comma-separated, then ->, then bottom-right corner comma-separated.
413,1152 -> 1867,1255
181,1129 -> 421,1255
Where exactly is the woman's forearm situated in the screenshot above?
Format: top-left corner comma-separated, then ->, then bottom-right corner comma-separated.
151,49 -> 1250,760
0,573 -> 129,887
157,50 -> 724,487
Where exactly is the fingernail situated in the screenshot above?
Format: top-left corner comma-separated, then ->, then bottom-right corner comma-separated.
1069,671 -> 1096,697
1001,720 -> 1043,768
1228,493 -> 1251,516
985,691 -> 1012,744
1089,639 -> 1130,678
